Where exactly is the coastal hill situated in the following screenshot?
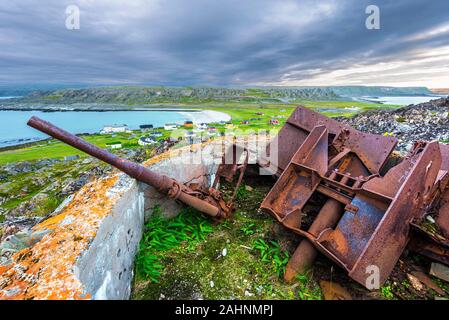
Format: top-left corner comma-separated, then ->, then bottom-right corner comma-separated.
2,85 -> 435,106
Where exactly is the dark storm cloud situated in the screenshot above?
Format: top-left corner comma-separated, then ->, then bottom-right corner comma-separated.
0,0 -> 448,86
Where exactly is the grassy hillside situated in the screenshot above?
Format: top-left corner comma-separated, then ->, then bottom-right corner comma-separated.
0,100 -> 397,165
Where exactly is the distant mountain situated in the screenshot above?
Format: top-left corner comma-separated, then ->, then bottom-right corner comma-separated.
14,86 -> 340,104
0,84 -> 86,98
327,86 -> 432,97
4,85 -> 435,105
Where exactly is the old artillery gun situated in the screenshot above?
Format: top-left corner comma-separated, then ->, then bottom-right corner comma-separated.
27,116 -> 247,220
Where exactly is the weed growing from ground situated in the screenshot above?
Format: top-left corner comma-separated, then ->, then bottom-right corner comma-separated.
235,184 -> 249,201
240,222 -> 256,235
135,206 -> 213,283
295,273 -> 322,300
381,284 -> 395,299
252,238 -> 289,277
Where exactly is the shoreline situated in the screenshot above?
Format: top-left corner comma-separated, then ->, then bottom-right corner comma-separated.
0,108 -> 231,150
0,101 -> 216,112
0,106 -> 203,112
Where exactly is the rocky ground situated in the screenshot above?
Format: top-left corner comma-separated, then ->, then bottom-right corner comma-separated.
0,147 -> 151,242
338,97 -> 449,153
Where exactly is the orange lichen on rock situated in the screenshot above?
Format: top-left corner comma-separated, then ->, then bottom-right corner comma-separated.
0,175 -> 119,300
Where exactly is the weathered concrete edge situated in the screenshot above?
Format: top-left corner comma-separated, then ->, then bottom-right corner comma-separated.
0,140 -> 226,300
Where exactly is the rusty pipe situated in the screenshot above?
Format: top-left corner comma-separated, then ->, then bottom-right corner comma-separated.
284,198 -> 344,282
27,116 -> 220,217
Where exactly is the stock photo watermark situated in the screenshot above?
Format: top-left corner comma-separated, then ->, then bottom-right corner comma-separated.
366,5 -> 380,30
65,5 -> 80,30
64,4 -> 380,31
366,265 -> 380,289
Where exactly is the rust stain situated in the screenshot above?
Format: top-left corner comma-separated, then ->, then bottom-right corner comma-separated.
328,229 -> 349,255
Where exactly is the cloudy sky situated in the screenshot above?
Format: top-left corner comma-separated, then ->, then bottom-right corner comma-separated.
1,0 -> 449,87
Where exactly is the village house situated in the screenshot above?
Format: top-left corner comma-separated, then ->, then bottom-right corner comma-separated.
64,155 -> 80,162
241,120 -> 250,125
164,123 -> 178,130
269,119 -> 280,125
100,124 -> 130,134
207,127 -> 218,136
138,136 -> 156,146
106,142 -> 122,149
197,123 -> 208,130
152,131 -> 163,137
184,121 -> 194,128
184,131 -> 196,138
139,124 -> 153,131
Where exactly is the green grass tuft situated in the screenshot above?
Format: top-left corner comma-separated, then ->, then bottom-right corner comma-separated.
252,238 -> 289,277
135,206 -> 214,283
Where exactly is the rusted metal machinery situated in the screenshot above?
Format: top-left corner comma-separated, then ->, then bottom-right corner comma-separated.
260,106 -> 449,289
27,116 -> 239,219
409,142 -> 449,266
211,143 -> 249,213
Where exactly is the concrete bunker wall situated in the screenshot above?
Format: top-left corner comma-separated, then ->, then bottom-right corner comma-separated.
75,144 -> 220,299
0,139 -> 257,300
74,175 -> 144,300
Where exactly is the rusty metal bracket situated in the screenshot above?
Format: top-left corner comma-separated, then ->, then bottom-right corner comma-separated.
212,143 -> 249,216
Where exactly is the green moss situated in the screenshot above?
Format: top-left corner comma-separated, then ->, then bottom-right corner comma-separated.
380,284 -> 395,300
32,194 -> 63,217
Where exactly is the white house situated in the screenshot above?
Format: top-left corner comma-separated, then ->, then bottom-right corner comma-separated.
184,131 -> 196,138
152,131 -> 163,137
197,123 -> 208,130
164,123 -> 178,130
138,137 -> 156,146
207,127 -> 218,136
64,155 -> 80,161
106,142 -> 122,149
100,124 -> 130,134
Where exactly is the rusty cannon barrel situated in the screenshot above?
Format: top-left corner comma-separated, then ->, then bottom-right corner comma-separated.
27,116 -> 224,218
